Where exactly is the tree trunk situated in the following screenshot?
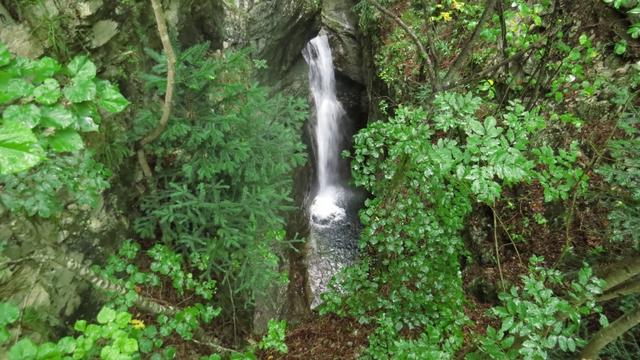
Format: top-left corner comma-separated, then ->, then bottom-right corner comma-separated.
580,306 -> 640,359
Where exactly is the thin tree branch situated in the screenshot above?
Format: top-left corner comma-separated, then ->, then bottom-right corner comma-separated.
443,0 -> 498,86
137,0 -> 177,178
369,0 -> 440,91
597,278 -> 640,302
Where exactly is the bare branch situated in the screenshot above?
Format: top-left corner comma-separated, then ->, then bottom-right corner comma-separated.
137,0 -> 178,178
443,0 -> 498,86
369,0 -> 440,91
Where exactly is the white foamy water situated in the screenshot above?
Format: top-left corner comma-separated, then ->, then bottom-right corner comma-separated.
303,34 -> 346,226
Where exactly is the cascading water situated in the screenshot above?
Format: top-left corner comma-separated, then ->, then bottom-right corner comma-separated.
303,34 -> 360,308
305,35 -> 346,224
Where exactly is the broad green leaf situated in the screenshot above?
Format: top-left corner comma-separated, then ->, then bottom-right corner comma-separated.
468,120 -> 485,135
72,103 -> 101,132
97,80 -> 129,113
97,307 -> 117,324
2,104 -> 41,128
0,78 -> 34,105
67,56 -> 96,80
35,342 -> 61,358
25,57 -> 61,83
0,302 -> 20,324
115,311 -> 132,328
8,338 -> 37,360
49,129 -> 84,152
0,327 -> 9,343
41,105 -> 75,128
63,79 -> 97,103
33,78 -> 61,105
56,336 -> 76,354
0,43 -> 10,67
0,123 -> 44,174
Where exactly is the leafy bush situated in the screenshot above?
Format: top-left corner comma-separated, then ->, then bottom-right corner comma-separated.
0,43 -> 128,174
469,256 -> 605,359
0,42 -> 128,218
321,91 -> 588,357
597,97 -> 640,249
132,44 -> 307,312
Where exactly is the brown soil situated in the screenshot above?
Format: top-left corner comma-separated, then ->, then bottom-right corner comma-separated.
258,314 -> 373,360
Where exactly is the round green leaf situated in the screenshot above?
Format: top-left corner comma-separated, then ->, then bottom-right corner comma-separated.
97,80 -> 129,113
0,43 -> 11,67
63,79 -> 97,103
33,79 -> 61,105
73,320 -> 87,332
0,122 -> 45,175
26,57 -> 62,83
115,312 -> 132,328
120,338 -> 139,354
36,342 -> 61,358
2,104 -> 41,128
0,302 -> 20,324
8,338 -> 37,360
41,105 -> 75,129
67,56 -> 96,80
96,307 -> 117,324
56,336 -> 76,354
49,128 -> 84,152
0,78 -> 34,105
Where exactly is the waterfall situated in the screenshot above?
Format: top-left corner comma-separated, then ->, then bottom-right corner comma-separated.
303,34 -> 347,224
303,34 -> 360,308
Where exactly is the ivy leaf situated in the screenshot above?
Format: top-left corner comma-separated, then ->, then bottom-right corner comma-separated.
49,129 -> 84,152
0,43 -> 11,67
0,123 -> 45,174
41,105 -> 75,128
67,56 -> 97,80
2,104 -> 41,128
63,79 -> 97,103
34,78 -> 61,105
0,78 -> 34,105
97,80 -> 129,113
96,307 -> 116,324
25,57 -> 61,83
